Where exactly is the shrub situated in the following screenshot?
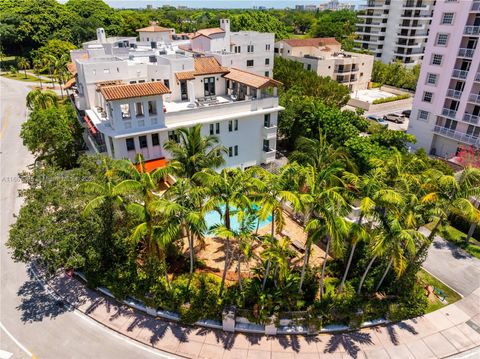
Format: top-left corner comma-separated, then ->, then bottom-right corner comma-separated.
372,93 -> 410,105
387,284 -> 428,322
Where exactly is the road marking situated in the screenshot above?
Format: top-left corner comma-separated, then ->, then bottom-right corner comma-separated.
0,108 -> 10,140
28,266 -> 179,359
0,321 -> 34,358
0,349 -> 13,359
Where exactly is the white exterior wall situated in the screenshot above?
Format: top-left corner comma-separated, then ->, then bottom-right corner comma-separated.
138,31 -> 171,43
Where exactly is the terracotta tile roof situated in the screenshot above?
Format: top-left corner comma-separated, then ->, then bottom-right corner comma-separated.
192,27 -> 225,39
223,68 -> 282,89
63,77 -> 76,90
175,57 -> 228,81
136,25 -> 172,33
282,37 -> 340,48
100,82 -> 171,101
95,80 -> 124,88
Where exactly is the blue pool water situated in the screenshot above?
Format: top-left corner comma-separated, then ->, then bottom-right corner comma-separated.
204,205 -> 272,232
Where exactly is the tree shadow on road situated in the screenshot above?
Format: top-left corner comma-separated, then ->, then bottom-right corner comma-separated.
433,238 -> 471,260
16,277 -> 72,323
324,331 -> 372,359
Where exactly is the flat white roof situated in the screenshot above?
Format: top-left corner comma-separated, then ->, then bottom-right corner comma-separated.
350,88 -> 396,104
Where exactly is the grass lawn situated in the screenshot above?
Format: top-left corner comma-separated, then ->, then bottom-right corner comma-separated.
425,221 -> 480,260
1,72 -> 44,83
417,269 -> 462,313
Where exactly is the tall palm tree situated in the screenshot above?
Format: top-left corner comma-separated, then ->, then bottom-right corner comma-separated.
164,124 -> 227,179
160,178 -> 207,286
42,54 -> 57,88
32,58 -> 44,89
252,166 -> 301,291
26,89 -> 58,110
17,57 -> 30,79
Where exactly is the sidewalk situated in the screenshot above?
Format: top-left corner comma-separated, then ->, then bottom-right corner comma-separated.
42,271 -> 480,359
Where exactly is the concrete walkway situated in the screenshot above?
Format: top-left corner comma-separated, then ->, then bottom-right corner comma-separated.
421,228 -> 480,296
37,268 -> 480,359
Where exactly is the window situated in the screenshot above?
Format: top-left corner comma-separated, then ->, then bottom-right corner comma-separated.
210,123 -> 220,135
229,119 -> 238,131
210,123 -> 214,135
264,114 -> 271,128
266,44 -> 271,51
216,122 -> 220,134
263,139 -> 270,152
148,100 -> 157,115
265,71 -> 269,77
422,91 -> 433,103
426,73 -> 438,85
121,103 -> 130,119
234,119 -> 238,131
431,54 -> 443,65
436,33 -> 449,46
126,138 -> 135,151
265,58 -> 270,65
152,133 -> 160,146
234,46 -> 241,53
139,135 -> 148,148
247,60 -> 254,67
234,145 -> 238,156
418,110 -> 429,121
168,130 -> 179,143
229,147 -> 233,157
135,102 -> 144,117
247,45 -> 254,53
204,77 -> 216,96
307,64 -> 312,71
164,79 -> 170,89
441,12 -> 454,25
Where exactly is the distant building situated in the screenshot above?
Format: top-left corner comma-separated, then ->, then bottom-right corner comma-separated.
407,0 -> 480,158
146,4 -> 153,9
355,0 -> 435,67
295,5 -> 305,10
319,0 -> 355,11
275,37 -> 374,91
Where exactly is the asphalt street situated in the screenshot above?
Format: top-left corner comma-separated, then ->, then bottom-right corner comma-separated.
0,76 -> 178,359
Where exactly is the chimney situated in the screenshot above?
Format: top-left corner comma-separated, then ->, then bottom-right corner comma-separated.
220,19 -> 230,33
96,28 -> 106,43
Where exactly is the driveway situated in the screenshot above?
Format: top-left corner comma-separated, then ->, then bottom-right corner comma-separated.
422,228 -> 480,296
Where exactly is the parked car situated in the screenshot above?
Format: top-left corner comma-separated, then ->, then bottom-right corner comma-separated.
366,115 -> 388,127
402,110 -> 411,118
383,113 -> 406,124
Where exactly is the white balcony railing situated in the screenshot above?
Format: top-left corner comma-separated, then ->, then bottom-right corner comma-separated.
463,113 -> 480,125
442,108 -> 457,119
452,68 -> 469,79
468,93 -> 480,105
263,126 -> 277,140
458,48 -> 476,58
464,26 -> 480,35
446,89 -> 463,99
434,125 -> 480,146
262,148 -> 276,164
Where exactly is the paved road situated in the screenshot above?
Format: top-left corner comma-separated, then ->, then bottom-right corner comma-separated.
0,76 -> 177,359
422,228 -> 480,297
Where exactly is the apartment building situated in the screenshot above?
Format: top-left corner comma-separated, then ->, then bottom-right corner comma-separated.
408,0 -> 480,158
274,38 -> 374,91
180,19 -> 275,77
355,0 -> 435,66
66,23 -> 282,170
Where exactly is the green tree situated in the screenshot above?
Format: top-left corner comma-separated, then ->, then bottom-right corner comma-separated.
26,89 -> 58,110
16,56 -> 29,78
34,39 -> 76,63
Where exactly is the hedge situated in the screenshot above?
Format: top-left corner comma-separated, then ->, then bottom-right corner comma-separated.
372,93 -> 410,105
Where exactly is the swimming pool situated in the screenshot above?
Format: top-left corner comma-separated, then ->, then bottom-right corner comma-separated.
204,205 -> 272,233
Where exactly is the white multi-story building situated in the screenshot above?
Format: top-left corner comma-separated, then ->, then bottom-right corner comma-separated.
182,19 -> 275,77
408,0 -> 480,158
274,38 -> 374,91
355,0 -> 435,67
67,22 -> 283,171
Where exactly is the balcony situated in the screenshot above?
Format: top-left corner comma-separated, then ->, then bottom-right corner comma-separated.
468,93 -> 480,105
458,48 -> 476,58
358,13 -> 389,19
262,148 -> 276,164
263,125 -> 277,140
464,26 -> 480,35
400,14 -> 433,21
395,41 -> 422,48
452,68 -> 469,79
442,108 -> 457,119
476,72 -> 480,82
356,30 -> 382,36
356,22 -> 385,28
446,89 -> 463,100
403,3 -> 430,10
463,113 -> 480,125
472,1 -> 480,11
397,32 -> 429,39
364,3 -> 390,10
398,23 -> 426,30
434,125 -> 480,146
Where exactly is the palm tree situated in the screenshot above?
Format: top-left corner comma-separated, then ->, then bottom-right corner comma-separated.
32,59 -> 44,89
26,89 -> 58,110
418,167 -> 480,259
17,57 -> 30,79
252,166 -> 300,291
160,178 -> 207,286
164,124 -> 227,179
41,54 -> 57,88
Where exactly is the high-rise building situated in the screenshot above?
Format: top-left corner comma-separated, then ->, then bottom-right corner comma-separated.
355,0 -> 435,66
408,0 -> 480,158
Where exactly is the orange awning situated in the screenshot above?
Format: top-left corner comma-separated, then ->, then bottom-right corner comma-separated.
136,158 -> 168,172
63,77 -> 76,89
84,115 -> 98,135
